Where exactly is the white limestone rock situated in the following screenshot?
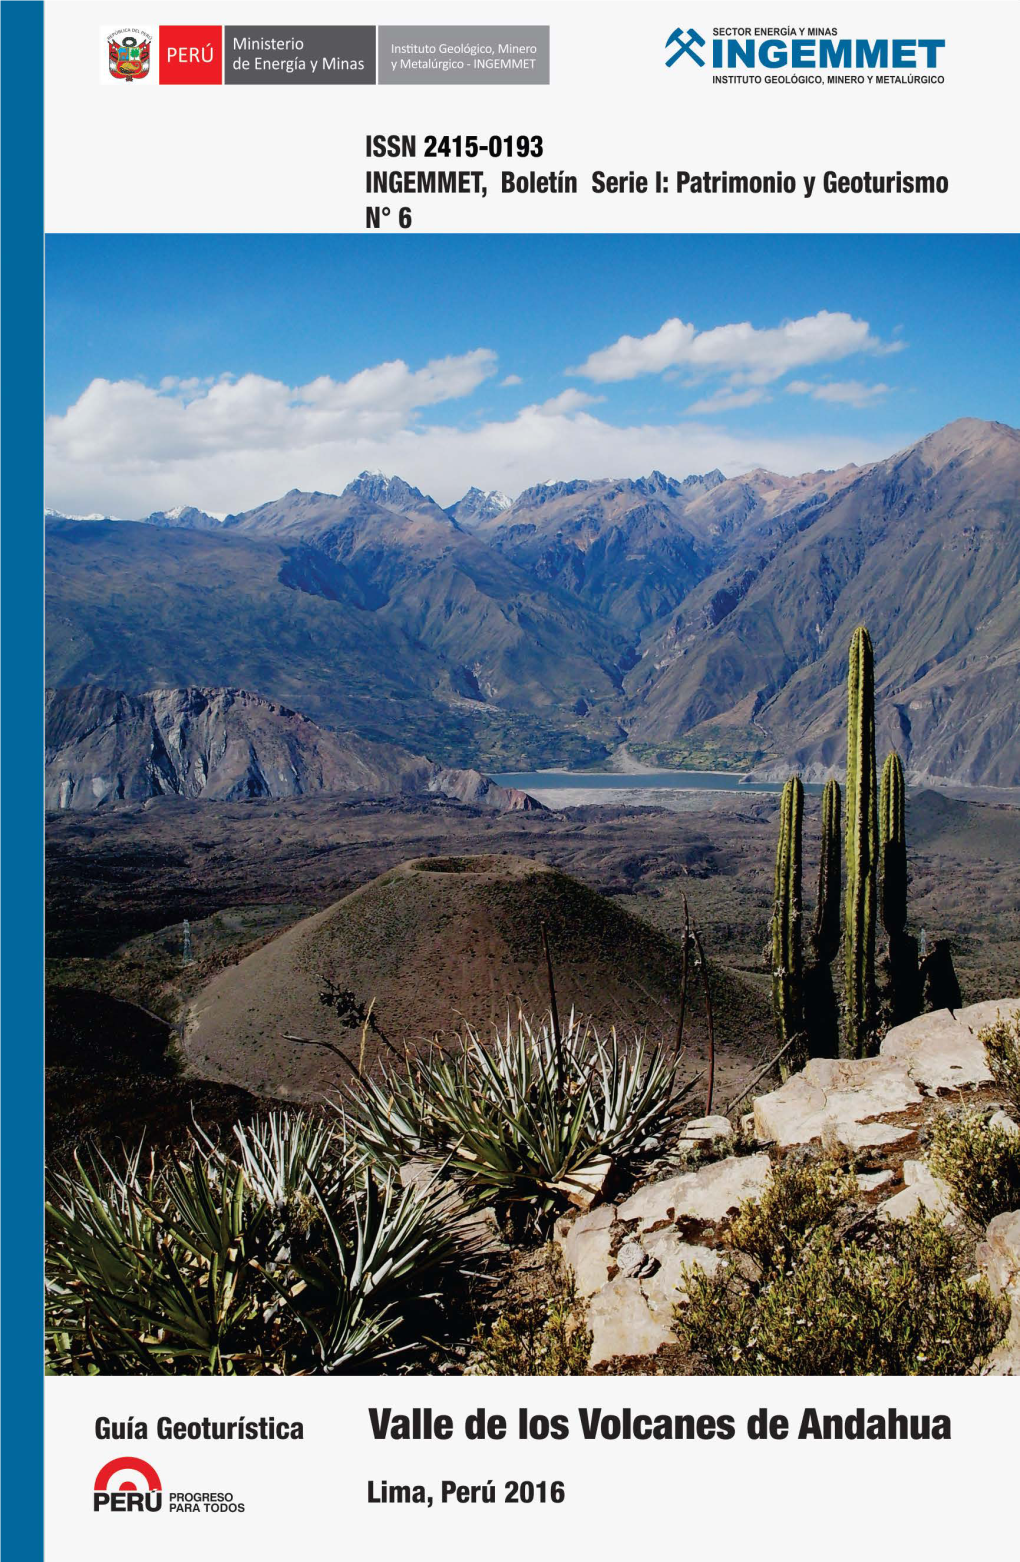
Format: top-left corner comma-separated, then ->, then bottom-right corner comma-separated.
751,998 -> 1019,1148
557,1203 -> 616,1298
616,1152 -> 771,1230
641,1242 -> 724,1340
823,1118 -> 915,1153
680,1114 -> 733,1145
615,1240 -> 656,1279
877,1158 -> 960,1225
558,1155 -> 771,1365
586,1243 -> 724,1366
978,1209 -> 1020,1297
612,1175 -> 689,1230
551,1154 -> 613,1211
587,1278 -> 668,1365
753,1056 -> 920,1148
881,1006 -> 994,1093
955,998 -> 1020,1035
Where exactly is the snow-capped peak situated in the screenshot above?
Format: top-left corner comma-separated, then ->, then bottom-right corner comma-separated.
443,487 -> 516,526
45,507 -> 112,521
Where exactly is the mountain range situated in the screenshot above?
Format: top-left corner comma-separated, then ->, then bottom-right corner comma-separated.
44,418 -> 1020,786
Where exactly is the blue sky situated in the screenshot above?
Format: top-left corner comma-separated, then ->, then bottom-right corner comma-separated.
45,234 -> 1020,515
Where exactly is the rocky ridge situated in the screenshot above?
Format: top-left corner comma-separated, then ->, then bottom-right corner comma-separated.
554,997 -> 1020,1370
45,684 -> 542,813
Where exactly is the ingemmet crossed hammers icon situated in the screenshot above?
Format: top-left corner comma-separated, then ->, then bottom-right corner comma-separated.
665,27 -> 706,67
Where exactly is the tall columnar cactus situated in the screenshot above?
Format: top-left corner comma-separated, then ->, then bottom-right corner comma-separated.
880,751 -> 907,936
790,775 -> 843,1059
879,748 -> 920,1023
843,626 -> 878,1056
771,775 -> 804,1051
812,778 -> 842,963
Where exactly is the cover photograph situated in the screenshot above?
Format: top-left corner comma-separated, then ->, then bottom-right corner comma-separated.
1,1 -> 1017,1557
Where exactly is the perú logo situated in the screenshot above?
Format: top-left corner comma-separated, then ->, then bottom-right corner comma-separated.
94,1456 -> 163,1513
665,27 -> 706,67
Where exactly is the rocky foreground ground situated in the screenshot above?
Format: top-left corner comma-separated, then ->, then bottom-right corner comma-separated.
552,999 -> 1020,1372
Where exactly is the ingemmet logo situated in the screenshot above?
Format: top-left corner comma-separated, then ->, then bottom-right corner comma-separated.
665,26 -> 946,73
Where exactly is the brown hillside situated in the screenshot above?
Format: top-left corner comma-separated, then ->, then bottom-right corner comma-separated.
184,853 -> 763,1101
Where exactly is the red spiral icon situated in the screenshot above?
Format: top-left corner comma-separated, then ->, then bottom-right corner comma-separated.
94,1456 -> 162,1493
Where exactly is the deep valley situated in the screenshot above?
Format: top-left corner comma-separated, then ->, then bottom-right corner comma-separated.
46,417 -> 1020,787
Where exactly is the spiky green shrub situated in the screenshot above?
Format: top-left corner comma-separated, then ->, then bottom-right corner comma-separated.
727,1157 -> 858,1272
980,1010 -> 1020,1116
46,1111 -> 462,1375
470,1281 -> 591,1376
347,1013 -> 680,1221
928,1108 -> 1020,1227
674,1210 -> 1007,1375
673,1168 -> 1008,1376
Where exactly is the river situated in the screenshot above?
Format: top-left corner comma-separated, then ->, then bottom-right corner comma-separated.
493,770 -> 821,803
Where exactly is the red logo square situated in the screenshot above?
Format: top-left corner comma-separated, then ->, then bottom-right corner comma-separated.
159,26 -> 222,84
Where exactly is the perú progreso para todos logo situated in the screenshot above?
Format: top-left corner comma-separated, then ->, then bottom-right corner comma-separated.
94,1456 -> 163,1512
108,29 -> 151,80
93,1455 -> 247,1516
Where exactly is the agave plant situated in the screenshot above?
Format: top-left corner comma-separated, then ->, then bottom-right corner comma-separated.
46,1144 -> 275,1375
346,1012 -> 683,1217
46,1111 -> 462,1376
229,1109 -> 347,1208
286,1165 -> 458,1372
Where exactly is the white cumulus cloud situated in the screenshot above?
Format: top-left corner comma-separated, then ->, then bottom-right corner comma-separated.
45,358 -> 913,517
569,310 -> 895,386
46,350 -> 498,471
787,379 -> 893,407
684,387 -> 772,416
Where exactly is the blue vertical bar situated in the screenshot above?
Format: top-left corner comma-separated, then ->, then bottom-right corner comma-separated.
1,2 -> 45,1557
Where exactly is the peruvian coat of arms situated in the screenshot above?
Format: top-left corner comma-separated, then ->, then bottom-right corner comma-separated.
108,30 -> 151,81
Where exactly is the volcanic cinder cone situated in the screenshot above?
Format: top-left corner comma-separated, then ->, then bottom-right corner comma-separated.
184,853 -> 734,1100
